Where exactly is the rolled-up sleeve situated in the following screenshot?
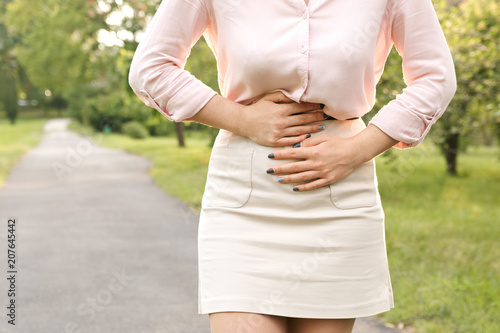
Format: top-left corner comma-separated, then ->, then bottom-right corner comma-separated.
128,0 -> 217,122
369,0 -> 457,149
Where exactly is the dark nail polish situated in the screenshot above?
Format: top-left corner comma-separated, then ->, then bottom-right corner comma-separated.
293,142 -> 301,148
268,153 -> 275,159
320,104 -> 325,109
293,187 -> 300,192
323,113 -> 329,119
305,134 -> 311,139
266,169 -> 275,174
276,177 -> 284,183
318,125 -> 326,130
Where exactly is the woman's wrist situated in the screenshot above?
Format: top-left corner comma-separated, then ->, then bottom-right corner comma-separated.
348,124 -> 399,165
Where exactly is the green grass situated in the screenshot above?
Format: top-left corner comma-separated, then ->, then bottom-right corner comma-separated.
65,122 -> 500,332
377,144 -> 500,332
0,118 -> 47,187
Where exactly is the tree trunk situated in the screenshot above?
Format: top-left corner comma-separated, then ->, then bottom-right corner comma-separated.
444,132 -> 460,175
175,122 -> 185,147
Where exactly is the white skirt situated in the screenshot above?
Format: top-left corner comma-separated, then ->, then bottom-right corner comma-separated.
197,118 -> 394,319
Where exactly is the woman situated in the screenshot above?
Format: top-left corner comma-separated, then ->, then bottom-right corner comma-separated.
129,0 -> 456,332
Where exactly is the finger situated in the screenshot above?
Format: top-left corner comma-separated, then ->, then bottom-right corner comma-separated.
297,133 -> 332,148
269,147 -> 310,160
280,124 -> 325,139
283,102 -> 322,115
268,160 -> 311,175
272,134 -> 312,147
262,91 -> 294,103
274,171 -> 319,184
293,178 -> 329,192
286,112 -> 325,126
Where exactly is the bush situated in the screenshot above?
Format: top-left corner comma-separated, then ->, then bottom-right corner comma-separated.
82,92 -> 152,133
145,115 -> 175,136
122,121 -> 149,139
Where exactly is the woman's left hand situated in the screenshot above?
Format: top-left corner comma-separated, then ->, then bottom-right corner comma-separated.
267,124 -> 399,191
267,134 -> 364,191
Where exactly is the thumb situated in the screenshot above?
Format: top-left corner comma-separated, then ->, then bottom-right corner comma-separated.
262,90 -> 294,104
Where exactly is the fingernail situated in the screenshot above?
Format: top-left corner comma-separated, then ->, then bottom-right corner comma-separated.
320,103 -> 325,109
323,113 -> 329,119
266,168 -> 275,174
293,187 -> 300,192
305,134 -> 311,139
268,153 -> 275,159
318,125 -> 326,130
276,177 -> 284,183
293,142 -> 301,148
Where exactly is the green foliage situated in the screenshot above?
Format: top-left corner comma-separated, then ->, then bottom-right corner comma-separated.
184,37 -> 221,145
5,0 -> 107,94
433,0 -> 500,171
145,113 -> 175,136
83,91 -> 152,133
372,0 -> 500,173
185,37 -> 220,93
366,48 -> 404,124
122,120 -> 148,139
0,1 -> 19,124
0,63 -> 18,124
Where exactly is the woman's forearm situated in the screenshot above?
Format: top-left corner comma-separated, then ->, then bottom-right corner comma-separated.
190,95 -> 247,135
349,124 -> 399,165
190,92 -> 326,147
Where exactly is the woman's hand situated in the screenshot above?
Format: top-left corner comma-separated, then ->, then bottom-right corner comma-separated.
267,134 -> 361,191
240,91 -> 326,147
191,91 -> 325,147
267,124 -> 399,191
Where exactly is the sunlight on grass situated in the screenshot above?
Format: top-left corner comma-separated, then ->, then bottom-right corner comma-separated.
0,118 -> 46,187
376,145 -> 499,333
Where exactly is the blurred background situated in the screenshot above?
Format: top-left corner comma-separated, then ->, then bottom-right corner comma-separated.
0,0 -> 498,332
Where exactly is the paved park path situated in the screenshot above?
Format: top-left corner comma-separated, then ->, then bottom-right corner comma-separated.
0,118 -> 402,333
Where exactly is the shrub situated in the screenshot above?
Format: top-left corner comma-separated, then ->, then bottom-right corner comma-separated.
83,92 -> 152,133
122,121 -> 149,139
145,114 -> 175,136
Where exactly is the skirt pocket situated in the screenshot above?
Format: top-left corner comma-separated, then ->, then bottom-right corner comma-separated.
329,159 -> 378,209
202,147 -> 254,209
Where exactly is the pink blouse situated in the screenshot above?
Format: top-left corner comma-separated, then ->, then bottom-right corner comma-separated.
129,0 -> 456,149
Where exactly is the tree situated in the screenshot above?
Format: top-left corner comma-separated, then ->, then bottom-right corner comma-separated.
4,0 -> 130,126
372,0 -> 499,175
0,0 -> 18,123
435,0 -> 500,174
0,60 -> 18,124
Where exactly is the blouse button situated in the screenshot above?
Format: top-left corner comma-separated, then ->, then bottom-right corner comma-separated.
301,12 -> 308,20
300,47 -> 307,54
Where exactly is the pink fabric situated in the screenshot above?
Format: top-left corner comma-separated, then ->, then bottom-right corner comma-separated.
129,0 -> 456,148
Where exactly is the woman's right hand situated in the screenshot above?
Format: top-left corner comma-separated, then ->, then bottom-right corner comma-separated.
240,91 -> 326,147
